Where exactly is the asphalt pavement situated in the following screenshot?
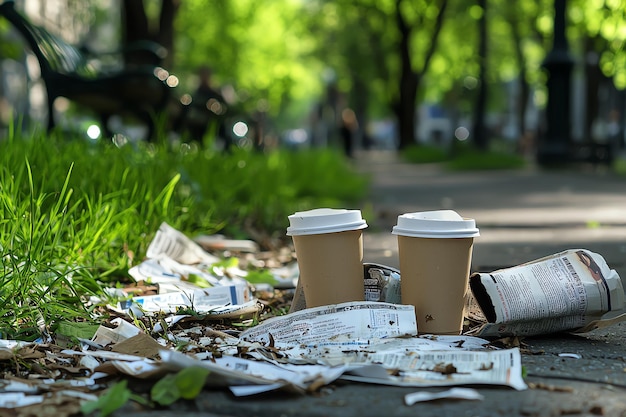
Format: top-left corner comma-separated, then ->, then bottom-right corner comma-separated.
113,149 -> 626,417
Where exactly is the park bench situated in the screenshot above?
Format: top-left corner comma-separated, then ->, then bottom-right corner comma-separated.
570,141 -> 614,166
0,0 -> 175,141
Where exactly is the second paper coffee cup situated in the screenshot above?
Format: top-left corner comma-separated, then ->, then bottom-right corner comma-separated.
287,208 -> 367,308
392,210 -> 479,335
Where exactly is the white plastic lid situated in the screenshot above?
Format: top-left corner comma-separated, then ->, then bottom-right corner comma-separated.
286,208 -> 368,236
392,210 -> 479,238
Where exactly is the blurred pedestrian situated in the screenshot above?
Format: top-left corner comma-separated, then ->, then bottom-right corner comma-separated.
607,109 -> 623,150
174,65 -> 229,147
339,108 -> 358,158
194,66 -> 228,140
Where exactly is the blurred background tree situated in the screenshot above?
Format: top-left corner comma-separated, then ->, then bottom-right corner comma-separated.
121,0 -> 179,68
3,0 -> 626,154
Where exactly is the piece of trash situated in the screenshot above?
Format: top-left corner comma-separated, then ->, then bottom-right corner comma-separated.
558,353 -> 582,359
467,249 -> 626,337
242,301 -> 417,347
527,382 -> 575,392
404,387 -> 484,405
241,301 -> 527,391
118,283 -> 251,314
364,263 -> 402,304
290,263 -> 402,313
194,234 -> 259,253
0,392 -> 45,408
147,222 -> 221,265
92,317 -> 142,347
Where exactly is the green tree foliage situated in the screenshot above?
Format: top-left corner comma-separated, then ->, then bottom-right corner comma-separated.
570,0 -> 626,89
20,0 -> 626,147
304,0 -> 449,149
173,0 -> 323,128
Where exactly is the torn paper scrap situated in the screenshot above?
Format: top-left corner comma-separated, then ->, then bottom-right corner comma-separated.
404,387 -> 484,405
118,282 -> 251,313
0,392 -> 45,408
128,257 -> 222,287
342,347 -> 527,391
147,222 -> 220,265
92,317 -> 142,346
193,234 -> 259,253
159,349 -> 347,395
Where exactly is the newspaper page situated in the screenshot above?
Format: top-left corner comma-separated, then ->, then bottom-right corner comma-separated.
468,249 -> 626,337
241,301 -> 418,346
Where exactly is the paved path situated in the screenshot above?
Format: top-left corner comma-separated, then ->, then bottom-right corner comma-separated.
113,150 -> 626,417
360,150 -> 626,283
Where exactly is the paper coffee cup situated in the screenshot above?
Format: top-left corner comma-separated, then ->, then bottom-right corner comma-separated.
287,208 -> 367,308
392,210 -> 479,335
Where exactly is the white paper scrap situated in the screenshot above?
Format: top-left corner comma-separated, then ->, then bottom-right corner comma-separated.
0,392 -> 44,408
405,388 -> 484,405
0,340 -> 28,349
229,384 -> 285,396
92,317 -> 142,346
146,222 -> 219,265
119,283 -> 250,313
341,348 -> 527,391
0,380 -> 40,394
558,353 -> 582,359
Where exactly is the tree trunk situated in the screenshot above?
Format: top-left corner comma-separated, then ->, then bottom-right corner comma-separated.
121,0 -> 178,68
472,0 -> 488,150
505,4 -> 530,147
584,36 -> 601,142
394,0 -> 448,150
157,0 -> 180,69
121,1 -> 150,46
394,0 -> 418,150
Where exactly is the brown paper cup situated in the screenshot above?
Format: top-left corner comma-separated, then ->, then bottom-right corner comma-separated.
292,230 -> 364,307
392,210 -> 479,335
397,236 -> 474,334
287,208 -> 368,308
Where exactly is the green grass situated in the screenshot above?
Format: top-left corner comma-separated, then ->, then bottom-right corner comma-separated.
612,158 -> 626,175
445,148 -> 527,170
399,144 -> 449,163
400,142 -> 527,170
0,127 -> 369,341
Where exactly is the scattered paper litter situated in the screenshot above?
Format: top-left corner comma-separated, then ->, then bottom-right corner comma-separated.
0,222 -> 544,410
116,223 -> 265,316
